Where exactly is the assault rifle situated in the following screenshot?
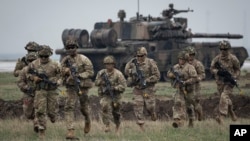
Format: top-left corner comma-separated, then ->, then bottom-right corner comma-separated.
64,59 -> 82,95
169,67 -> 187,95
214,61 -> 241,92
132,58 -> 147,89
101,72 -> 115,101
28,68 -> 57,88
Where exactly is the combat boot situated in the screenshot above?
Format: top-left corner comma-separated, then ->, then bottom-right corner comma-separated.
188,119 -> 194,128
104,125 -> 111,133
196,106 -> 204,121
38,129 -> 45,140
229,106 -> 237,121
115,123 -> 120,133
172,119 -> 184,128
151,112 -> 157,121
66,129 -> 79,140
137,120 -> 145,132
215,114 -> 225,125
84,122 -> 91,134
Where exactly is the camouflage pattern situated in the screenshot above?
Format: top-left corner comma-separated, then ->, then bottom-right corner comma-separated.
25,41 -> 39,51
95,68 -> 126,127
17,52 -> 38,120
61,54 -> 94,130
28,57 -> 60,130
167,62 -> 198,122
13,56 -> 30,77
125,56 -> 160,124
210,51 -> 240,116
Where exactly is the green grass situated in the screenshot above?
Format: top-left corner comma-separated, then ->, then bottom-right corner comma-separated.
1,72 -> 250,140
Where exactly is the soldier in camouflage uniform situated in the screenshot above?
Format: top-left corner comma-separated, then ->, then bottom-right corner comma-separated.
61,39 -> 94,140
95,55 -> 126,133
28,46 -> 60,139
17,52 -> 38,120
167,51 -> 198,128
13,41 -> 39,77
210,40 -> 240,124
125,47 -> 160,131
185,46 -> 205,121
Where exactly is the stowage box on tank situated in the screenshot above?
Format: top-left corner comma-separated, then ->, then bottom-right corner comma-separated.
56,3 -> 249,80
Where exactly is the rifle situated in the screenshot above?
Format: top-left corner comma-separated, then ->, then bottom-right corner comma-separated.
64,59 -> 82,95
29,68 -> 57,89
101,72 -> 116,106
214,61 -> 242,93
169,67 -> 187,95
132,58 -> 147,89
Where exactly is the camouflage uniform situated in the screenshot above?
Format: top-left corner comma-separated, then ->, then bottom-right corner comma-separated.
210,40 -> 240,124
167,51 -> 198,128
125,47 -> 160,129
13,41 -> 39,77
61,39 -> 94,139
185,46 -> 205,121
17,52 -> 38,120
95,56 -> 126,132
28,46 -> 60,138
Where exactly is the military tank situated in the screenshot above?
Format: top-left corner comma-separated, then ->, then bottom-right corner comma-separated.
55,4 -> 249,80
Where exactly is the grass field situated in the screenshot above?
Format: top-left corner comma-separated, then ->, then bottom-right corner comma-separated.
0,72 -> 250,141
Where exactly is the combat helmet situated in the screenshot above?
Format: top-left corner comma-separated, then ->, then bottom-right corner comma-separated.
65,39 -> 79,49
136,47 -> 147,56
178,51 -> 189,60
25,41 -> 39,51
219,40 -> 231,50
26,52 -> 38,62
103,55 -> 116,64
38,45 -> 53,56
185,46 -> 196,55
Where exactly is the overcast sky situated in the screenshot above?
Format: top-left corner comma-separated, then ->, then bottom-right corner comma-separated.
0,0 -> 249,60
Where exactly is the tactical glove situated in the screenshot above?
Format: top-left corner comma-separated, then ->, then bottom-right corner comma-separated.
33,76 -> 42,83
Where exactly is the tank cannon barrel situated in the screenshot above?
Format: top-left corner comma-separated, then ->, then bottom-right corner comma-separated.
152,30 -> 243,40
191,33 -> 243,39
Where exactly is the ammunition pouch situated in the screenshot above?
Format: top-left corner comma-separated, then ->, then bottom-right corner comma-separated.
80,78 -> 93,88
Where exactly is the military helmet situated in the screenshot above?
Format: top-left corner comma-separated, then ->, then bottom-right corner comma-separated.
38,45 -> 53,56
185,46 -> 196,55
219,40 -> 231,50
65,39 -> 79,48
24,41 -> 39,51
136,47 -> 147,56
178,51 -> 189,60
26,52 -> 38,61
103,55 -> 116,64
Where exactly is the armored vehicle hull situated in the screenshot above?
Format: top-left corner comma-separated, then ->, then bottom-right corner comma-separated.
55,5 -> 249,81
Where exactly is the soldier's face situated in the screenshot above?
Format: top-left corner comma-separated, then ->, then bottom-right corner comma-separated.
137,54 -> 145,63
178,58 -> 186,65
189,54 -> 195,61
220,49 -> 229,56
105,63 -> 114,72
66,46 -> 77,56
39,55 -> 49,64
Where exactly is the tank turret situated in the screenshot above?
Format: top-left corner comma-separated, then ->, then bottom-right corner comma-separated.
56,4 -> 249,81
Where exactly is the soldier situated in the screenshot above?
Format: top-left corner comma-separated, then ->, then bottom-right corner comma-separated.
13,41 -> 39,77
28,46 -> 60,139
185,46 -> 205,121
61,39 -> 94,140
210,40 -> 240,124
167,51 -> 198,128
17,52 -> 38,121
95,55 -> 126,133
125,47 -> 160,131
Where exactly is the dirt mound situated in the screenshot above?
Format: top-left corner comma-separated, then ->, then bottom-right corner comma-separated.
1,94 -> 250,120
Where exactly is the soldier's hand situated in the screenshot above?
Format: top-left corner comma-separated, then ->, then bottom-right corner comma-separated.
33,76 -> 42,83
63,67 -> 70,76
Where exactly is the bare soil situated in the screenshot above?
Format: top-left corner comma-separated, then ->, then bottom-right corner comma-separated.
1,94 -> 250,121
